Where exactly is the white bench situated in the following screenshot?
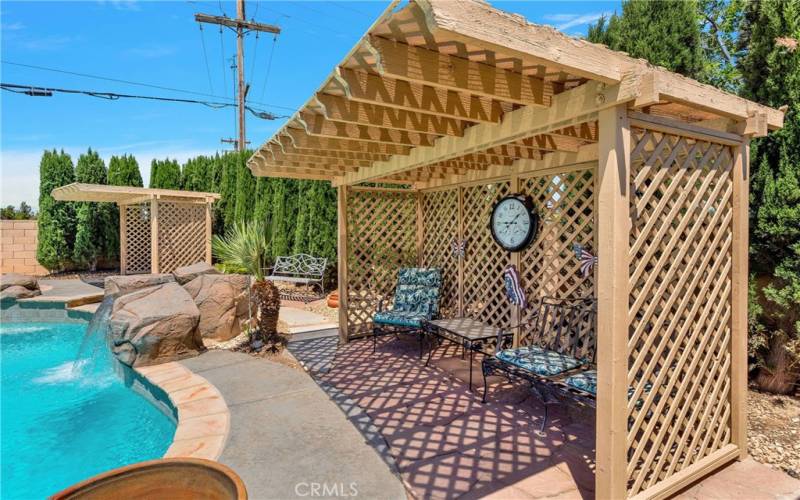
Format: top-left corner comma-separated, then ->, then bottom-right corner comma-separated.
265,254 -> 327,299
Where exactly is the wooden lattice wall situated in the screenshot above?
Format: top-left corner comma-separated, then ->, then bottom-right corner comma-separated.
123,204 -> 151,274
625,126 -> 735,495
345,188 -> 417,336
416,167 -> 596,338
157,202 -> 207,274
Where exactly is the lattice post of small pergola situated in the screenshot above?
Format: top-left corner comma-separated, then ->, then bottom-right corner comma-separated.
333,107 -> 753,498
52,183 -> 220,275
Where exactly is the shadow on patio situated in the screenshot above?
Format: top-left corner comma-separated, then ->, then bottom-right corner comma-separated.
290,334 -> 595,499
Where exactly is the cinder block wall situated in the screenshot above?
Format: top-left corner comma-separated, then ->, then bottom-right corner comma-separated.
0,220 -> 48,276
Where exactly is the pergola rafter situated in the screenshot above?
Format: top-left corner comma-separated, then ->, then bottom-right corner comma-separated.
247,0 -> 784,497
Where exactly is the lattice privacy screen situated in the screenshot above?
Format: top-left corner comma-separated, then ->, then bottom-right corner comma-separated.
124,204 -> 151,274
345,189 -> 417,336
345,167 -> 596,340
626,127 -> 734,495
158,202 -> 207,274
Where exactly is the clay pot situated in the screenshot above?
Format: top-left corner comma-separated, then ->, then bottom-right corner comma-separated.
327,290 -> 339,309
50,458 -> 247,500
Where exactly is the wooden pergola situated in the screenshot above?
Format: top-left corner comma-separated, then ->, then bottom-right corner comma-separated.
52,183 -> 220,275
247,1 -> 784,498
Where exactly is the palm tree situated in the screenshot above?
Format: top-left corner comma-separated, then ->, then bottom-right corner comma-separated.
212,220 -> 284,351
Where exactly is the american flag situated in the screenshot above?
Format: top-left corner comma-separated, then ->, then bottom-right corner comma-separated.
573,243 -> 597,278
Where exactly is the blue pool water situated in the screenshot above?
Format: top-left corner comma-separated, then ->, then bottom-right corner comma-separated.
0,321 -> 176,499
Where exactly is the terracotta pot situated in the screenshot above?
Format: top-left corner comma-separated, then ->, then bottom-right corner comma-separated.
50,458 -> 247,500
327,290 -> 339,309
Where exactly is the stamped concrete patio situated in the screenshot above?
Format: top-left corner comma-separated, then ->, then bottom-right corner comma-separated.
288,333 -> 800,500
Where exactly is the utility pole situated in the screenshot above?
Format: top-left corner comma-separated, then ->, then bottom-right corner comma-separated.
195,0 -> 280,151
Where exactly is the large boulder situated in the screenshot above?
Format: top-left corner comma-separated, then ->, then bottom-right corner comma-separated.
172,262 -> 220,285
0,285 -> 40,302
0,273 -> 39,291
108,282 -> 204,367
183,274 -> 250,343
105,274 -> 175,297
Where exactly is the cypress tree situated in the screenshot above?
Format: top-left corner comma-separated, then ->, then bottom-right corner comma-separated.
105,155 -> 143,264
254,176 -> 274,241
149,158 -> 181,189
210,153 -> 227,235
292,181 -> 311,253
72,149 -> 108,270
233,150 -> 256,223
108,154 -> 143,187
738,0 -> 800,393
37,149 -> 75,271
305,181 -> 338,264
270,179 -> 291,257
218,152 -> 238,231
588,0 -> 706,81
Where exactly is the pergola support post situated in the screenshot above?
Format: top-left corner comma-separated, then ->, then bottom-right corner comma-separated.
595,104 -> 631,499
730,139 -> 750,458
205,203 -> 213,264
119,203 -> 127,275
337,185 -> 350,344
150,198 -> 160,274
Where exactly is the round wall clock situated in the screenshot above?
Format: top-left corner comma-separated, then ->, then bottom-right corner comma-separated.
489,194 -> 539,252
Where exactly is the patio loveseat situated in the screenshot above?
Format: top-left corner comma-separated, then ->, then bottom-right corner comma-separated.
482,296 -> 598,433
372,268 -> 441,356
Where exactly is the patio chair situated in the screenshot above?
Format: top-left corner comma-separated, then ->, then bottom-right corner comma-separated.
482,296 -> 597,433
372,268 -> 442,356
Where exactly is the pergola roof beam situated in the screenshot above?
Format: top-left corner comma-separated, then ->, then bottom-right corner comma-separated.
316,93 -> 470,137
331,68 -> 506,124
358,36 -> 552,107
339,78 -> 639,185
297,112 -> 440,147
283,129 -> 413,155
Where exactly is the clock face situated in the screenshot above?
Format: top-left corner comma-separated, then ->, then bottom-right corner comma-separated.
490,195 -> 538,252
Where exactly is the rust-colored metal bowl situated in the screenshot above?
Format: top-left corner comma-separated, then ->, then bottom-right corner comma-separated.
50,458 -> 247,500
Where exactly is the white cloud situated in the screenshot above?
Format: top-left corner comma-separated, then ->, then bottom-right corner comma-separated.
97,0 -> 141,12
544,12 -> 611,32
2,22 -> 25,31
17,35 -> 78,51
1,146 -> 218,210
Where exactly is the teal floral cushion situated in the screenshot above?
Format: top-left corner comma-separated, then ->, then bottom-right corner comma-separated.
565,370 -> 654,406
398,268 -> 441,288
496,346 -> 583,377
565,370 -> 597,394
374,310 -> 429,328
392,268 -> 441,316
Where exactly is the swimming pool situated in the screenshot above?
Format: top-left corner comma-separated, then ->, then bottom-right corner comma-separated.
0,321 -> 176,499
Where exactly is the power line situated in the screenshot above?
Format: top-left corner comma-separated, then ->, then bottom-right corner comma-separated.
259,34 -> 278,102
197,23 -> 215,93
0,82 -> 289,120
0,59 -> 296,111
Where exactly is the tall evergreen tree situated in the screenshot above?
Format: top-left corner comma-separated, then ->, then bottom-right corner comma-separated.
304,181 -> 338,264
105,155 -> 143,264
37,150 -> 75,271
149,158 -> 181,189
292,181 -> 311,253
253,176 -> 274,242
108,154 -> 143,187
588,0 -> 707,81
182,156 -> 213,192
234,150 -> 256,223
269,179 -> 291,257
218,152 -> 239,231
72,149 -> 109,270
738,0 -> 800,393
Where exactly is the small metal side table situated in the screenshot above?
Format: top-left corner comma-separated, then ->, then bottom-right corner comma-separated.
423,318 -> 513,391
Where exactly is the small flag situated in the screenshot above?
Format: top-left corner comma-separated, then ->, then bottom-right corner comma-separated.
503,264 -> 527,310
573,243 -> 597,278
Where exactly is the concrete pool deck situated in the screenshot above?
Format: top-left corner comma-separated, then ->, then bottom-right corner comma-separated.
179,350 -> 406,500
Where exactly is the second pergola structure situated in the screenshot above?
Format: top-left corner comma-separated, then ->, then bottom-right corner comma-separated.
52,183 -> 220,275
247,1 -> 784,497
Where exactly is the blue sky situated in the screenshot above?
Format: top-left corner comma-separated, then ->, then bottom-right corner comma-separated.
1,0 -> 620,208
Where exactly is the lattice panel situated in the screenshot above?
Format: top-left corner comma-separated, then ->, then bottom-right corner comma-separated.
124,204 -> 151,274
519,168 -> 596,348
421,189 -> 460,318
626,127 -> 734,495
157,202 -> 207,274
346,189 -> 417,337
461,182 -> 512,327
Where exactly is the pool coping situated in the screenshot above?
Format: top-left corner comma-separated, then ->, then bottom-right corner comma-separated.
132,362 -> 231,461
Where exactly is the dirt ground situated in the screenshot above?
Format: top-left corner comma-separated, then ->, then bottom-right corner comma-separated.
748,387 -> 800,478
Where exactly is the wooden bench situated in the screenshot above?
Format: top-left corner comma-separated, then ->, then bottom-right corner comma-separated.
265,254 -> 327,300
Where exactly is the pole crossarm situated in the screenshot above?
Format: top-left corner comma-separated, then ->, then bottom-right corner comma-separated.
194,13 -> 281,34
337,77 -> 640,186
